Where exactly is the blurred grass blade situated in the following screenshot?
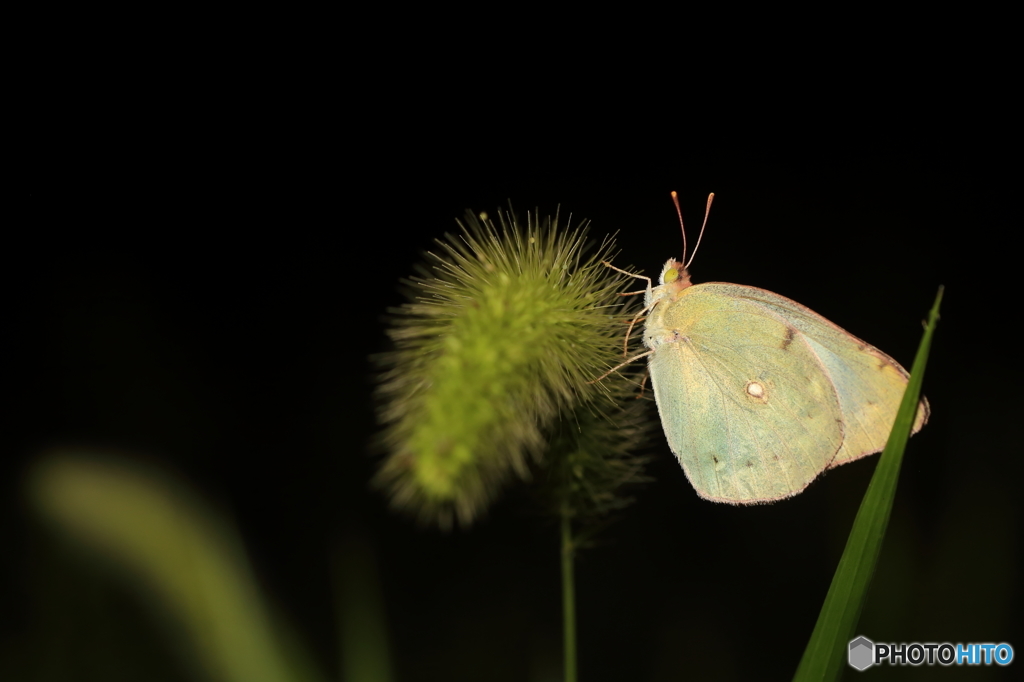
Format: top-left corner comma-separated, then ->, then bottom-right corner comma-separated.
28,455 -> 326,682
793,286 -> 943,682
335,530 -> 394,682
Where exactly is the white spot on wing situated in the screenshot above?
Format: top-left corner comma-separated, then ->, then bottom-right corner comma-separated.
745,380 -> 767,401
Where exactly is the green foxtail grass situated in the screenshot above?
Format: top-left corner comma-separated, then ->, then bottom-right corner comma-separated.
544,373 -> 653,682
375,207 -> 649,529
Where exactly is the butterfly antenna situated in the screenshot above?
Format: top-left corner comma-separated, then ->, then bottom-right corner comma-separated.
670,191 -> 688,264
684,192 -> 714,270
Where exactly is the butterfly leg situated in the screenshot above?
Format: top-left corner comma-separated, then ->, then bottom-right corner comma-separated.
622,306 -> 652,357
588,349 -> 655,384
601,260 -> 653,289
636,370 -> 649,398
600,261 -> 658,357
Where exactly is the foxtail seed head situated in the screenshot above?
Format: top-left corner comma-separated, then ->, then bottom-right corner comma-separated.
375,208 -> 646,529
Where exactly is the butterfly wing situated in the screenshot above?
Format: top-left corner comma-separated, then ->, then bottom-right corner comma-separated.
718,283 -> 929,467
646,282 -> 926,503
647,285 -> 846,502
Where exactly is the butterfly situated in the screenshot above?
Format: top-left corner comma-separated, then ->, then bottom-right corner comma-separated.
600,192 -> 928,503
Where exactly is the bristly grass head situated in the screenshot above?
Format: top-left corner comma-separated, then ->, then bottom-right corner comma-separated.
375,207 -> 646,529
543,377 -> 653,546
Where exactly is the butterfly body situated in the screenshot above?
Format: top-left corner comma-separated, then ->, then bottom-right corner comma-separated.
643,258 -> 928,503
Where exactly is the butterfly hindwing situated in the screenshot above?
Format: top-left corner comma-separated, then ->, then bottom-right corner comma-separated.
723,284 -> 930,466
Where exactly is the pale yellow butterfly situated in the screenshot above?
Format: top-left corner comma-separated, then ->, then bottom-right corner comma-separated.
599,192 -> 928,503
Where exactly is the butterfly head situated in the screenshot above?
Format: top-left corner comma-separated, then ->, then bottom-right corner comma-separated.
658,258 -> 692,293
646,258 -> 692,308
659,191 -> 710,302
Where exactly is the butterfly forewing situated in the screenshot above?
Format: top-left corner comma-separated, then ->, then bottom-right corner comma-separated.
646,284 -> 847,503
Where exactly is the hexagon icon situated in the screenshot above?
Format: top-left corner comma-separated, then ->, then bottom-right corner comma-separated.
848,636 -> 874,671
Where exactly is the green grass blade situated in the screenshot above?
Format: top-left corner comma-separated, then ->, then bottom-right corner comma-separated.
336,532 -> 394,682
793,286 -> 943,682
28,455 -> 327,682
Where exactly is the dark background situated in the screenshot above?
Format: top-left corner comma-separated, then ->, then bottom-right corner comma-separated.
7,40 -> 1019,681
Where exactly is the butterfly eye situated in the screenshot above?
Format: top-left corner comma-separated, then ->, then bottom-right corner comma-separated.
663,268 -> 679,284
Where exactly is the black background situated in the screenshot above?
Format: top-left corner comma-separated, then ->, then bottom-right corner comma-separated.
6,34 -> 1019,682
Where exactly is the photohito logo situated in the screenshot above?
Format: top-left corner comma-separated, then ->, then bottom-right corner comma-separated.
848,636 -> 1014,670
